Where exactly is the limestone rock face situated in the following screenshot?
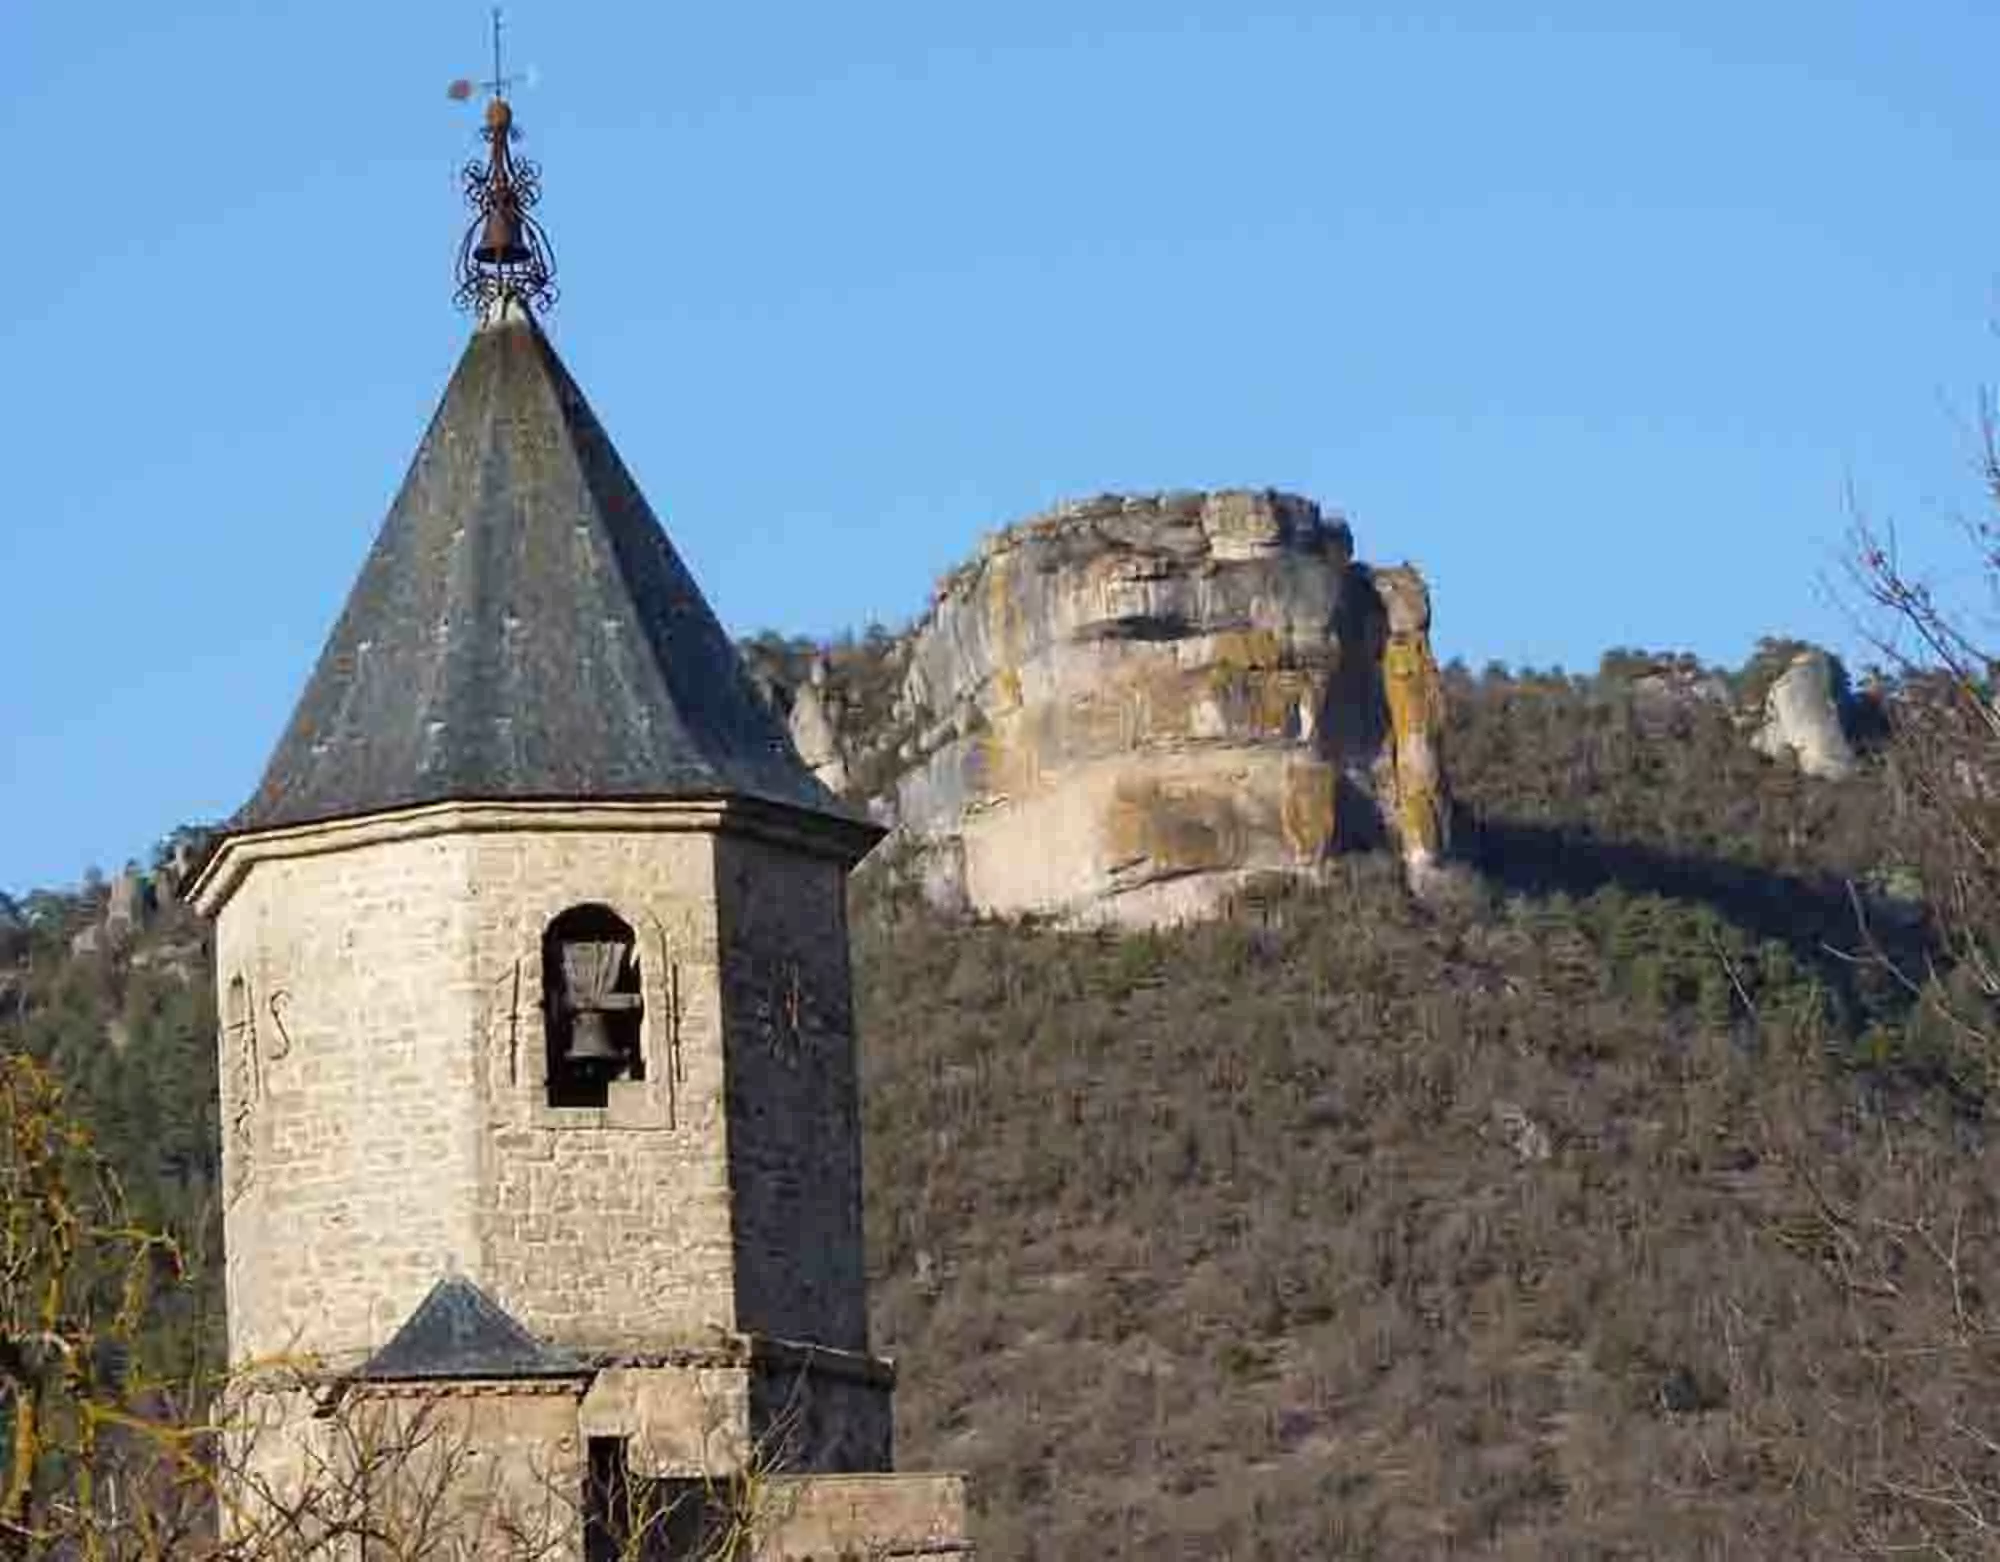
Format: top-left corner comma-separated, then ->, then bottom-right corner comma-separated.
1630,668 -> 1731,711
1374,565 -> 1448,879
1752,650 -> 1857,780
786,663 -> 852,796
871,489 -> 1443,924
103,866 -> 153,944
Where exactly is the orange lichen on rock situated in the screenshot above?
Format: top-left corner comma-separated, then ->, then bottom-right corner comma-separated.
1374,566 -> 1449,865
1105,773 -> 1251,876
1279,759 -> 1338,861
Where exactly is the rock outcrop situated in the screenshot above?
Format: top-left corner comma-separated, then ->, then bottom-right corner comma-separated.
1630,667 -> 1731,712
1752,649 -> 1858,780
103,865 -> 153,946
838,489 -> 1448,925
786,658 -> 853,796
56,844 -> 209,966
1375,565 -> 1449,880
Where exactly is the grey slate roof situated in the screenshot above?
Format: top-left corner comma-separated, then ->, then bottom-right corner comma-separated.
233,304 -> 853,835
357,1276 -> 586,1382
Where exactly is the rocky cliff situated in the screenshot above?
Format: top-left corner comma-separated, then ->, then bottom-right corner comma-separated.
780,489 -> 1449,925
1751,648 -> 1860,780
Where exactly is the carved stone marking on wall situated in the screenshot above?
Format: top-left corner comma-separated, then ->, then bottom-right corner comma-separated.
490,958 -> 522,1087
646,915 -> 685,1129
265,990 -> 295,1064
224,975 -> 258,1207
750,954 -> 807,1068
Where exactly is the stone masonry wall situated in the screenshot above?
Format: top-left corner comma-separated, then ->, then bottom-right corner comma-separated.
214,834 -> 487,1367
214,823 -> 748,1366
762,1473 -> 971,1560
580,1362 -> 752,1479
226,1382 -> 587,1560
345,1387 -> 586,1560
463,826 -> 739,1353
714,834 -> 872,1354
207,809 -> 959,1558
578,1356 -> 894,1478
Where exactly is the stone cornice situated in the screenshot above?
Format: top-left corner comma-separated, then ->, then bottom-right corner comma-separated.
188,795 -> 883,916
293,1331 -> 896,1409
330,1375 -> 590,1407
592,1333 -> 898,1389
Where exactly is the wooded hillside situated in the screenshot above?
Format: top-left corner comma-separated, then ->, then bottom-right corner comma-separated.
6,649 -> 1996,1557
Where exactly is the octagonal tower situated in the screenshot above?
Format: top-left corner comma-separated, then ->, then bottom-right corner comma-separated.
189,94 -> 967,1559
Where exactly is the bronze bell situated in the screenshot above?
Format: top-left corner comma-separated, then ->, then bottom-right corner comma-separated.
553,934 -> 641,1072
563,1006 -> 624,1068
474,201 -> 531,267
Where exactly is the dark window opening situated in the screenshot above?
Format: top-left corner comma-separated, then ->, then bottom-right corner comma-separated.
582,1437 -> 629,1562
583,1439 -> 723,1562
544,904 -> 643,1109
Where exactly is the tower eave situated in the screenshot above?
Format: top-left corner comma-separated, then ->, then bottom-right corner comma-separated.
187,794 -> 886,918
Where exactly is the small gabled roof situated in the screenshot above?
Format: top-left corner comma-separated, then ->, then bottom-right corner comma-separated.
231,299 -> 855,837
357,1276 -> 587,1383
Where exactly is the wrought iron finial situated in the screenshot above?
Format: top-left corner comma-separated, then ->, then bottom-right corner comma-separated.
451,8 -> 556,315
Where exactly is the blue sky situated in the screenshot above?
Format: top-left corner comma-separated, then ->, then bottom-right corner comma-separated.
4,1 -> 1999,893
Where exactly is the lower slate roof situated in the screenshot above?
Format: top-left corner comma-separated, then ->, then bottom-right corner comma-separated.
232,300 -> 856,835
357,1276 -> 586,1382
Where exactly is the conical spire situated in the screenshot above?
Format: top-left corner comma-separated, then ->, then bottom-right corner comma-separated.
227,23 -> 861,843
233,290 -> 853,837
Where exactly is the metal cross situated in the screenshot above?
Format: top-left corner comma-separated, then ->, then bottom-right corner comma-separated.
483,6 -> 520,100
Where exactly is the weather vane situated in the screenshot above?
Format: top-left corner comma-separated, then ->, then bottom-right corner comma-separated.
449,7 -> 557,315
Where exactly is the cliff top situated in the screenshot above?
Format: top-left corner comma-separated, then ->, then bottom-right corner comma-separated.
930,488 -> 1356,608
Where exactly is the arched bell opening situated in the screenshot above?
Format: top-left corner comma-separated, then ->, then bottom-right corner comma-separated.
543,904 -> 644,1109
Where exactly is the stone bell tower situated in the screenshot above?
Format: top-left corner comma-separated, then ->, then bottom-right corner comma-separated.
189,74 -> 967,1561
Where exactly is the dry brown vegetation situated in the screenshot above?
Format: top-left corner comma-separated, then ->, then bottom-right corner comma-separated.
8,579 -> 1999,1554
857,657 -> 1998,1557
